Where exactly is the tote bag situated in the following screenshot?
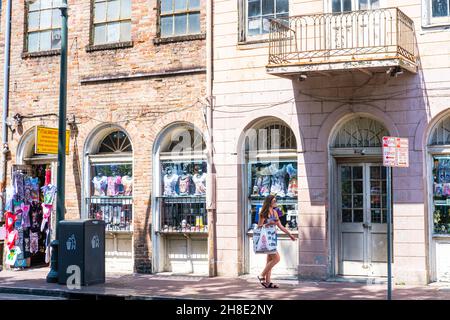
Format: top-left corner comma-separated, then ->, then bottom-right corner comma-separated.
253,225 -> 277,254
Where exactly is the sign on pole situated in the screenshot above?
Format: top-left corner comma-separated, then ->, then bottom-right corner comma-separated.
382,136 -> 409,168
35,126 -> 70,155
382,136 -> 409,301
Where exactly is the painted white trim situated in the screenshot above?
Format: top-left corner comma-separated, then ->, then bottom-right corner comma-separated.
151,121 -> 208,274
422,0 -> 450,28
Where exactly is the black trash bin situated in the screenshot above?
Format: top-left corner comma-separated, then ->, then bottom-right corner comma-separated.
58,219 -> 105,286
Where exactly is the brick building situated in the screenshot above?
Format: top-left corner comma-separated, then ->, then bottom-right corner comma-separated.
0,0 -> 209,274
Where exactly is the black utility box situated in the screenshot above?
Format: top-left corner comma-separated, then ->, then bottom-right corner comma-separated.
58,219 -> 105,286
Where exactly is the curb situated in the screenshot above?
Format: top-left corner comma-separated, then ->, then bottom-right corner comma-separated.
0,286 -> 190,300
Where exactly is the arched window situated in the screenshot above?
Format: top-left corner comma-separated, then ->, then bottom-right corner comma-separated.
98,131 -> 132,153
85,128 -> 133,232
430,116 -> 450,146
332,117 -> 389,148
245,121 -> 297,154
154,123 -> 208,275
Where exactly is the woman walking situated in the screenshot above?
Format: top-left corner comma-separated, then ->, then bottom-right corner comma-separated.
257,194 -> 296,289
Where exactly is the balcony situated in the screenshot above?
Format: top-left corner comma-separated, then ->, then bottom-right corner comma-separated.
267,8 -> 417,77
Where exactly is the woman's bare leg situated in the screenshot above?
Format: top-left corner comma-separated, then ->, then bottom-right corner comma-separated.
265,253 -> 280,284
261,253 -> 280,282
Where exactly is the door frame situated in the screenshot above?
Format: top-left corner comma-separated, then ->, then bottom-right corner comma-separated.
329,152 -> 387,278
336,162 -> 388,276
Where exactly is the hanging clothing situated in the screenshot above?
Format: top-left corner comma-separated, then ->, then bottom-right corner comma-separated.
21,203 -> 31,229
114,176 -> 123,195
30,232 -> 39,254
5,211 -> 17,233
122,175 -> 133,196
270,165 -> 287,197
13,171 -> 25,201
41,184 -> 57,204
178,175 -> 192,195
92,175 -> 108,196
107,176 -> 116,196
163,173 -> 179,196
192,173 -> 207,195
30,177 -> 40,202
5,186 -> 15,212
45,168 -> 52,186
30,203 -> 43,233
41,204 -> 53,232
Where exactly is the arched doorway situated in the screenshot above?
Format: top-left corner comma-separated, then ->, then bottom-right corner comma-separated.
7,127 -> 58,269
84,126 -> 134,273
427,115 -> 450,282
329,116 -> 391,277
242,119 -> 299,276
152,123 -> 208,275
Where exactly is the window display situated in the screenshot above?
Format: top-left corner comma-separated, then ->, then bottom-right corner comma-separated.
433,156 -> 450,234
248,161 -> 298,231
87,163 -> 133,231
158,160 -> 207,233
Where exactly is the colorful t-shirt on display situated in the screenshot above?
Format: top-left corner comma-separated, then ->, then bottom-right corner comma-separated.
92,176 -> 108,196
122,176 -> 133,196
41,185 -> 57,204
21,203 -> 31,229
5,211 -> 17,232
114,176 -> 123,195
163,174 -> 179,196
178,175 -> 192,195
270,166 -> 287,197
107,177 -> 116,196
5,186 -> 15,212
192,173 -> 207,195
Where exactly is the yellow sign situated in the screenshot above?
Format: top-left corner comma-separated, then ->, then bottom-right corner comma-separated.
35,126 -> 70,155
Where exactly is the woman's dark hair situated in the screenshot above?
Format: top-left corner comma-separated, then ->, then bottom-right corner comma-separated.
259,194 -> 276,221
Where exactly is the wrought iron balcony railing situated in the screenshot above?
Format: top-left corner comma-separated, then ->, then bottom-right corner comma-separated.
268,8 -> 416,73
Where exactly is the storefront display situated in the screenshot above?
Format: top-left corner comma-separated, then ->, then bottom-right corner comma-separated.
432,156 -> 450,234
87,163 -> 133,231
248,161 -> 298,231
158,160 -> 207,233
3,165 -> 54,269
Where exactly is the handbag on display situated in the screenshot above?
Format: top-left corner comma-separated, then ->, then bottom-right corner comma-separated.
253,225 -> 277,254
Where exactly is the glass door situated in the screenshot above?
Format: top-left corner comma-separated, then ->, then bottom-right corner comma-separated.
338,163 -> 389,277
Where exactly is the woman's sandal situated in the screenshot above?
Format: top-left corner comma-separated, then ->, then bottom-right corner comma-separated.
257,276 -> 267,288
266,282 -> 279,289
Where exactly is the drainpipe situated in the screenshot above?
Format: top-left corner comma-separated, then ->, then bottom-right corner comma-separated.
206,0 -> 216,277
1,0 -> 12,222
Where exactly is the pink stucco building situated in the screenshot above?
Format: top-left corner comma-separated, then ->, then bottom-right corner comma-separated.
212,0 -> 450,284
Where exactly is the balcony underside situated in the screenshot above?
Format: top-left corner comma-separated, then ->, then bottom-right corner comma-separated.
266,56 -> 417,78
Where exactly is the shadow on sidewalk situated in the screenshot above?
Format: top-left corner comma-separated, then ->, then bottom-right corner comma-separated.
0,270 -> 447,300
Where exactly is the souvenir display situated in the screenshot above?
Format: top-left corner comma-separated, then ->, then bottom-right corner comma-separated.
158,160 -> 208,233
88,164 -> 133,231
2,165 -> 54,269
248,161 -> 298,231
433,156 -> 450,234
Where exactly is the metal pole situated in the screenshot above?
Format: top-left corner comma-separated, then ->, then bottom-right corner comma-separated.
47,0 -> 68,283
1,0 -> 12,222
386,166 -> 392,300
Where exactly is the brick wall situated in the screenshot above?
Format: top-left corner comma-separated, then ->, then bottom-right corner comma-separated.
0,0 -> 207,273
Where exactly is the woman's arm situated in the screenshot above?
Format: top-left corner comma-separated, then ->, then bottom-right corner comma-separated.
276,220 -> 296,241
257,216 -> 266,228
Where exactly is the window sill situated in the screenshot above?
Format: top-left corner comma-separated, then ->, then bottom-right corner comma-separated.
86,41 -> 134,52
22,49 -> 61,59
421,22 -> 450,30
153,33 -> 206,45
237,37 -> 270,50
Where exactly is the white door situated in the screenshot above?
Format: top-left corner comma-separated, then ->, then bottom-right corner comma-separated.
338,163 -> 390,277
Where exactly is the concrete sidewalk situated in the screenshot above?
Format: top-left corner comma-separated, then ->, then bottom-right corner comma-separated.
0,268 -> 450,300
